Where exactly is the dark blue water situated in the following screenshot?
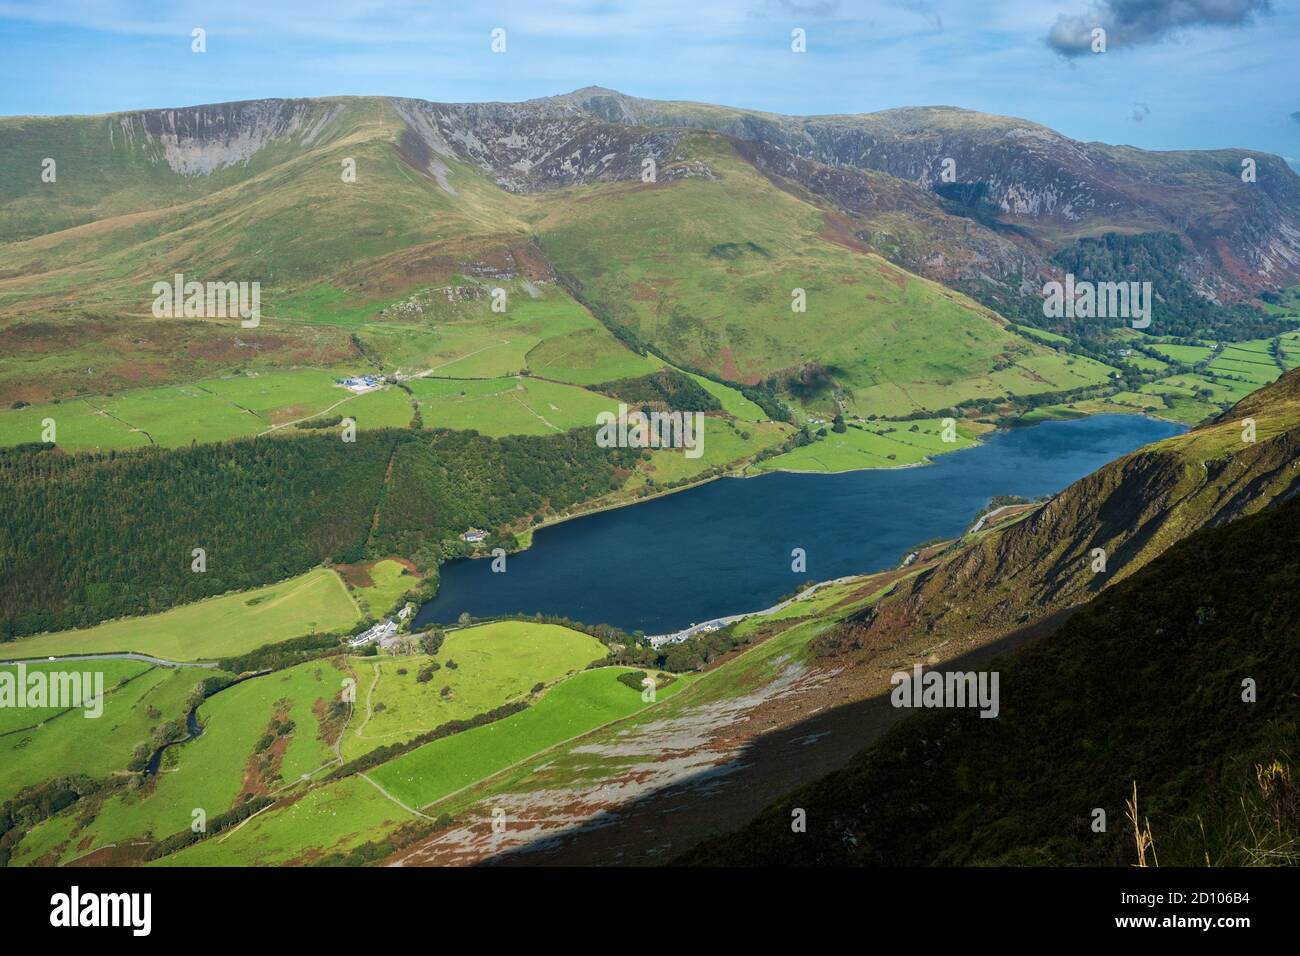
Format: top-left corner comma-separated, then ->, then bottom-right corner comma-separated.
414,415 -> 1185,635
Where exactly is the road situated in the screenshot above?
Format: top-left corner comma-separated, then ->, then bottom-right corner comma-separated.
968,504 -> 1015,535
645,574 -> 863,648
0,652 -> 216,668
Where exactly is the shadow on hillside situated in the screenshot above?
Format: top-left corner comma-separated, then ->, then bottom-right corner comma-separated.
478,610 -> 1072,867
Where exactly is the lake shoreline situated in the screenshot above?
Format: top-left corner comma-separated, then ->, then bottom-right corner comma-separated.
486,409 -> 1184,553
416,413 -> 1188,634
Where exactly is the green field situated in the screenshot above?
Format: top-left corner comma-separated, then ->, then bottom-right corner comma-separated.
345,559 -> 420,619
523,326 -> 663,386
407,374 -> 620,436
12,657 -> 347,866
752,418 -> 978,473
0,369 -> 415,451
0,660 -> 200,803
153,773 -> 413,866
342,621 -> 609,760
370,666 -> 686,810
0,398 -> 151,452
364,283 -> 660,386
2,567 -> 358,661
630,417 -> 791,486
1122,353 -> 1170,373
680,371 -> 767,422
1150,343 -> 1214,365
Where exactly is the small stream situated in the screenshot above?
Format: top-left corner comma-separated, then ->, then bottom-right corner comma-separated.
142,669 -> 269,775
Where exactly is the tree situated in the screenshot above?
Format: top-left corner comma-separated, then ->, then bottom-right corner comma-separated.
419,627 -> 445,656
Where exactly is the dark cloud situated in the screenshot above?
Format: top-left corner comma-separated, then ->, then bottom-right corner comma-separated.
1291,111 -> 1300,124
1131,102 -> 1151,122
1047,0 -> 1271,57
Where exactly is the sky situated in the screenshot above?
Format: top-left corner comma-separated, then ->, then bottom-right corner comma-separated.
1,0 -> 1298,162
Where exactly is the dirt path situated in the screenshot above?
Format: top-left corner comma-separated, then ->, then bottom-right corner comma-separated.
259,391 -> 360,435
409,340 -> 513,379
359,772 -> 434,820
511,393 -> 561,431
353,660 -> 381,740
0,651 -> 216,668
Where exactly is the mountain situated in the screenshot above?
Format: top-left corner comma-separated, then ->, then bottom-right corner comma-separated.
686,487 -> 1300,866
2,88 -> 1297,419
540,88 -> 1300,312
0,94 -> 1086,423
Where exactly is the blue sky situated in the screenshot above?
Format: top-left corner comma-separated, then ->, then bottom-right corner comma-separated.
2,1 -> 1297,162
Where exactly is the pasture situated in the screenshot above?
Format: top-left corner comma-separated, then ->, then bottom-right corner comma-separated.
407,375 -> 620,436
0,660 -> 198,804
14,657 -> 347,866
2,567 -> 359,662
752,418 -> 978,473
370,666 -> 686,810
341,620 -> 609,761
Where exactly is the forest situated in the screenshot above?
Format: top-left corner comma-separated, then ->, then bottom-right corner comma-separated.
0,426 -> 640,640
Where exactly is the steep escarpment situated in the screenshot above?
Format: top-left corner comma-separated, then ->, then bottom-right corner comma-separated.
0,97 -> 365,244
112,98 -> 349,176
732,137 -> 1047,304
688,492 -> 1300,866
390,96 -> 701,193
855,369 -> 1300,645
547,88 -> 1300,304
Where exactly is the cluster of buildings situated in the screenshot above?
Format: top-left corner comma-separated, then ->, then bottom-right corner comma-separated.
347,605 -> 417,651
348,619 -> 397,648
460,528 -> 488,543
336,374 -> 382,393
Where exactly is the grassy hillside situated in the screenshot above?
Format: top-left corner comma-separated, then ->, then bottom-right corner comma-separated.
341,621 -> 609,761
855,367 -> 1300,646
536,134 -> 1086,419
2,567 -> 358,662
0,98 -> 1138,431
688,493 -> 1300,866
0,660 -> 199,803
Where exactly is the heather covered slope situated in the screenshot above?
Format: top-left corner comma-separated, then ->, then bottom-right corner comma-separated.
544,88 -> 1300,308
687,492 -> 1300,866
853,367 -> 1300,646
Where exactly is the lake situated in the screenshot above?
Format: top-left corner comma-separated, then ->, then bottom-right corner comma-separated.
414,414 -> 1186,635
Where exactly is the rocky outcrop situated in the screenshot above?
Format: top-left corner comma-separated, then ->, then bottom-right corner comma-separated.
111,99 -> 346,176
390,96 -> 697,193
542,89 -> 1300,303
